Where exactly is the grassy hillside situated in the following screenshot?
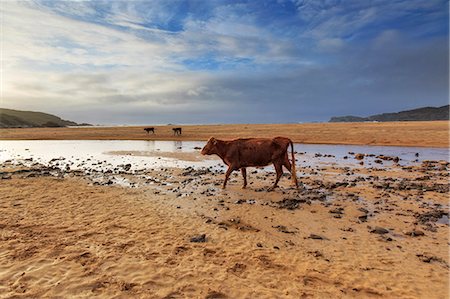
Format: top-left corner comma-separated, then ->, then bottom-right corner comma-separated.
330,105 -> 449,122
0,108 -> 80,128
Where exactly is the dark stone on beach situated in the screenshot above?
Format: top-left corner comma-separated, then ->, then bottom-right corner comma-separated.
182,167 -> 210,176
329,207 -> 344,215
190,234 -> 207,243
276,198 -> 306,210
1,173 -> 12,179
405,230 -> 425,237
328,182 -> 348,189
358,214 -> 368,222
308,234 -> 328,240
355,153 -> 365,160
308,250 -> 323,258
273,225 -> 296,234
122,164 -> 132,171
370,227 -> 389,234
416,253 -> 446,264
358,207 -> 369,213
205,291 -> 227,299
417,209 -> 449,224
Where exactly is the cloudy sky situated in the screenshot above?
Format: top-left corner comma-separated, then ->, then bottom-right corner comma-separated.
2,0 -> 448,125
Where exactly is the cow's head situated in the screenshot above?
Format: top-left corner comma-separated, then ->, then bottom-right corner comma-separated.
201,137 -> 218,155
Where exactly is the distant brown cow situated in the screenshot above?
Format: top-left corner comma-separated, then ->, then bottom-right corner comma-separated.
201,137 -> 298,190
173,127 -> 182,136
144,127 -> 155,134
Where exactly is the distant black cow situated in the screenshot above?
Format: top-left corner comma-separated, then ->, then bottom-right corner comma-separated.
173,127 -> 182,136
144,127 -> 155,134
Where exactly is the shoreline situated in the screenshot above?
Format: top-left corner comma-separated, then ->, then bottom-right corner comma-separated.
0,138 -> 448,149
0,121 -> 448,148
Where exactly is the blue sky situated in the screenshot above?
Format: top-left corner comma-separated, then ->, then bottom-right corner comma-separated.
2,0 -> 448,124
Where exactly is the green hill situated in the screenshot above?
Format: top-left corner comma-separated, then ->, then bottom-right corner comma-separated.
0,108 -> 87,128
330,105 -> 449,122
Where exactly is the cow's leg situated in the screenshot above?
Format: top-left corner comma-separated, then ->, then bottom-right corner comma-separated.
223,166 -> 235,189
283,154 -> 292,172
241,168 -> 247,189
268,162 -> 283,191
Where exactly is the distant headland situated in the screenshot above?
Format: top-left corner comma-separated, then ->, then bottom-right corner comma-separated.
0,108 -> 91,128
330,105 -> 449,122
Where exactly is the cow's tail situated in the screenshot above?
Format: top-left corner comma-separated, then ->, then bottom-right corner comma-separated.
290,140 -> 299,189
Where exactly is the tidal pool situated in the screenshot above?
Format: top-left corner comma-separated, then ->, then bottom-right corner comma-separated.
0,140 -> 448,172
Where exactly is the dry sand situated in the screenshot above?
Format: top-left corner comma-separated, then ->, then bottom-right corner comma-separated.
0,121 -> 448,147
1,157 -> 449,298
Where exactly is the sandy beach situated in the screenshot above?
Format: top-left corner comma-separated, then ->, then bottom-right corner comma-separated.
0,137 -> 449,298
0,121 -> 449,147
2,0 -> 448,297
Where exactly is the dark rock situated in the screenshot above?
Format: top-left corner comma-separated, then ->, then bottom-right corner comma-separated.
354,153 -> 365,160
405,230 -> 425,237
273,225 -> 296,234
205,291 -> 227,299
308,250 -> 323,258
417,209 -> 449,224
358,214 -> 368,222
416,253 -> 447,265
329,207 -> 344,214
1,173 -> 12,179
308,234 -> 329,240
358,207 -> 369,214
182,167 -> 210,176
190,234 -> 207,243
370,227 -> 389,234
276,198 -> 306,210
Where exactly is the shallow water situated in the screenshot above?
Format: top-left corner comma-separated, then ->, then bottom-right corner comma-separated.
0,140 -> 448,172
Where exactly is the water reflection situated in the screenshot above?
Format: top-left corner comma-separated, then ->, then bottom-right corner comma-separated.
0,140 -> 448,171
173,140 -> 182,151
145,140 -> 156,152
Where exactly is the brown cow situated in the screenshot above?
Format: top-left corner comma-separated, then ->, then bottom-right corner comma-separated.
201,137 -> 298,190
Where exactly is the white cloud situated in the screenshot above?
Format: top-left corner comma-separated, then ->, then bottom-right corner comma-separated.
1,1 -> 447,124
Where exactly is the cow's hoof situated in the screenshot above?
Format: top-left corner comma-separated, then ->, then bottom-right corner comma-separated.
242,185 -> 247,189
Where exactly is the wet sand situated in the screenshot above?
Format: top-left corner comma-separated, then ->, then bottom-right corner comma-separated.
1,155 -> 449,298
0,121 -> 449,147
